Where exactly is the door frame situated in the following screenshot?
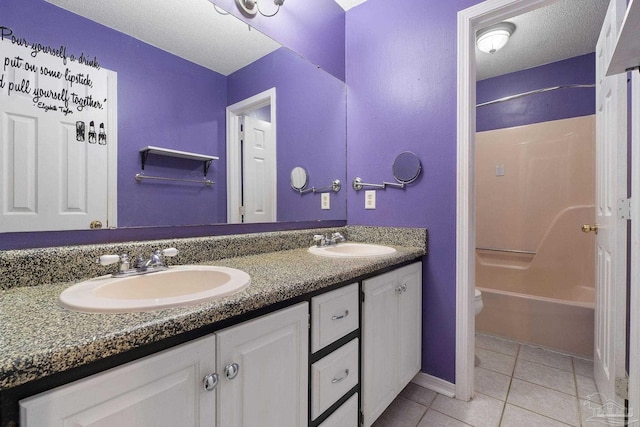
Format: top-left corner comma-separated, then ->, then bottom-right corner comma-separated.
456,0 -> 574,401
226,87 -> 277,223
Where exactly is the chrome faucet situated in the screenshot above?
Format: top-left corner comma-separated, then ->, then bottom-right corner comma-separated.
97,248 -> 179,277
313,232 -> 346,247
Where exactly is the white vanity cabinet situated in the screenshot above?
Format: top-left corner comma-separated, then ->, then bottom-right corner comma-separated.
19,335 -> 218,427
216,302 -> 309,427
310,283 -> 360,426
361,262 -> 422,427
19,302 -> 309,427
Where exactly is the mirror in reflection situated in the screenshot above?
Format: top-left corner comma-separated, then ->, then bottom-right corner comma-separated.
290,167 -> 309,191
0,0 -> 346,234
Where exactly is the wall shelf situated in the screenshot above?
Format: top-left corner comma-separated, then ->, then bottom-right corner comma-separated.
139,146 -> 219,176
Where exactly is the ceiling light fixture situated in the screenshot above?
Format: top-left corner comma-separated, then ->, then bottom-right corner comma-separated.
476,22 -> 516,54
235,0 -> 284,17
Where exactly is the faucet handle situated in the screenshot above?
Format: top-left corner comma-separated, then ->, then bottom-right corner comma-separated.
96,254 -> 120,266
162,247 -> 179,257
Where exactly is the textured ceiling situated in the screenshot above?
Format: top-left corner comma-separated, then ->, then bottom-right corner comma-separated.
47,0 -> 607,81
46,0 -> 281,76
334,0 -> 368,11
476,0 -> 608,80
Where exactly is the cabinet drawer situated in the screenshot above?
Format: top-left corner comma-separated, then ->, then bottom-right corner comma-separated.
311,338 -> 359,420
318,392 -> 359,427
311,283 -> 359,352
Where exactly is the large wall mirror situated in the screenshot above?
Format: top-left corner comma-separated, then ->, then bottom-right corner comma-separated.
0,0 -> 346,236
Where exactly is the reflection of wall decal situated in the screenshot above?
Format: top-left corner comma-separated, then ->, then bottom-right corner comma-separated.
88,120 -> 96,144
0,26 -> 105,117
98,122 -> 106,145
75,121 -> 85,142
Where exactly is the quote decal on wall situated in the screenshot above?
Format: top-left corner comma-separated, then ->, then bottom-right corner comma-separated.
0,26 -> 106,117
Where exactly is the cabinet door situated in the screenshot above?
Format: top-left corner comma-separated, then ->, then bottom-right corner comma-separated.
397,263 -> 422,387
20,335 -> 217,427
361,270 -> 400,427
216,302 -> 308,427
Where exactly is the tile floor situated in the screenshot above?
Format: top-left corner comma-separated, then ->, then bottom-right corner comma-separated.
372,334 -> 606,427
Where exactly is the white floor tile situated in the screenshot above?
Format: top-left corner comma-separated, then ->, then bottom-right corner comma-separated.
377,395 -> 428,426
513,359 -> 576,395
400,382 -> 437,407
518,345 -> 573,372
418,409 -> 473,427
507,379 -> 580,426
572,357 -> 594,378
575,374 -> 599,400
475,334 -> 520,357
431,392 -> 504,427
476,348 -> 516,376
475,366 -> 511,401
500,404 -> 573,427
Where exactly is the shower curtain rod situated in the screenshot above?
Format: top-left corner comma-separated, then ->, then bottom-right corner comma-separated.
476,84 -> 595,108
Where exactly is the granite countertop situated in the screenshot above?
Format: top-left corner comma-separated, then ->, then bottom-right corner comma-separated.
0,245 -> 424,391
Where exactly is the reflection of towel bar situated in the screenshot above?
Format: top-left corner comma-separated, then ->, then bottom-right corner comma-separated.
476,247 -> 536,255
135,173 -> 213,187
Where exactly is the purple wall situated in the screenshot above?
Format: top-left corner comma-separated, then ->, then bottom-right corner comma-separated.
212,0 -> 345,81
477,53 -> 596,131
2,0 -> 229,228
228,48 -> 347,222
346,0 -> 482,383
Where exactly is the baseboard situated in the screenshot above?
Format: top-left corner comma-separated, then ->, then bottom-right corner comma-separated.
411,372 -> 456,398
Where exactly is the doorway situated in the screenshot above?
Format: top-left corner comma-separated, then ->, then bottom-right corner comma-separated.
226,88 -> 277,223
456,0 -> 628,410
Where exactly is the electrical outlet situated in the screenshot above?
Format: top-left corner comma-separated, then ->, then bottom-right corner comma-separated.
365,190 -> 376,209
321,193 -> 330,210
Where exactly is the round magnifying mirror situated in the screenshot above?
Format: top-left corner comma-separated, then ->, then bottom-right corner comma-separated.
392,151 -> 422,184
290,166 -> 309,191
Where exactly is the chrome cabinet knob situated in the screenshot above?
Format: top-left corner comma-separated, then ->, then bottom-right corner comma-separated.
225,362 -> 240,380
396,286 -> 403,294
203,372 -> 219,391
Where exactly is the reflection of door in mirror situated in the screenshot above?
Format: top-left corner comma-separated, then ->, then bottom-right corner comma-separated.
243,115 -> 275,222
0,40 -> 117,232
227,88 -> 277,223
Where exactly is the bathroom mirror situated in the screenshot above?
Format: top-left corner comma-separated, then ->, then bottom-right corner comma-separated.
290,167 -> 309,191
392,151 -> 422,184
0,0 -> 346,235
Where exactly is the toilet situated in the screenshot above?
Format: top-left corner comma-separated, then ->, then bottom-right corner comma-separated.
475,288 -> 483,316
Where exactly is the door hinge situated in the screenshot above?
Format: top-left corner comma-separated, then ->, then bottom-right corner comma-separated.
359,410 -> 364,425
360,289 -> 365,303
618,198 -> 631,220
615,376 -> 629,400
239,206 -> 246,216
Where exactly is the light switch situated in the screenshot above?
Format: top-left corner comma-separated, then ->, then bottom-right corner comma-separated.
321,193 -> 330,210
496,164 -> 505,176
365,190 -> 376,209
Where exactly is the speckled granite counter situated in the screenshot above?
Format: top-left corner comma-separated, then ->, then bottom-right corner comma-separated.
0,226 -> 425,392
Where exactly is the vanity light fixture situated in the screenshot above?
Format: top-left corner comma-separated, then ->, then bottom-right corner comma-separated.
476,22 -> 516,54
235,0 -> 284,17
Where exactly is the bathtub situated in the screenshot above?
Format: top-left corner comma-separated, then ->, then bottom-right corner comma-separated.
476,286 -> 594,358
475,205 -> 595,358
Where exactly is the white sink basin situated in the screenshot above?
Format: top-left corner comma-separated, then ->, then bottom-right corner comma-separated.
59,265 -> 251,313
308,243 -> 396,258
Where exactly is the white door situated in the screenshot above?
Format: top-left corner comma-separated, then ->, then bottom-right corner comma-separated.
594,0 -> 627,409
0,39 -> 115,232
242,115 -> 276,223
216,302 -> 308,427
